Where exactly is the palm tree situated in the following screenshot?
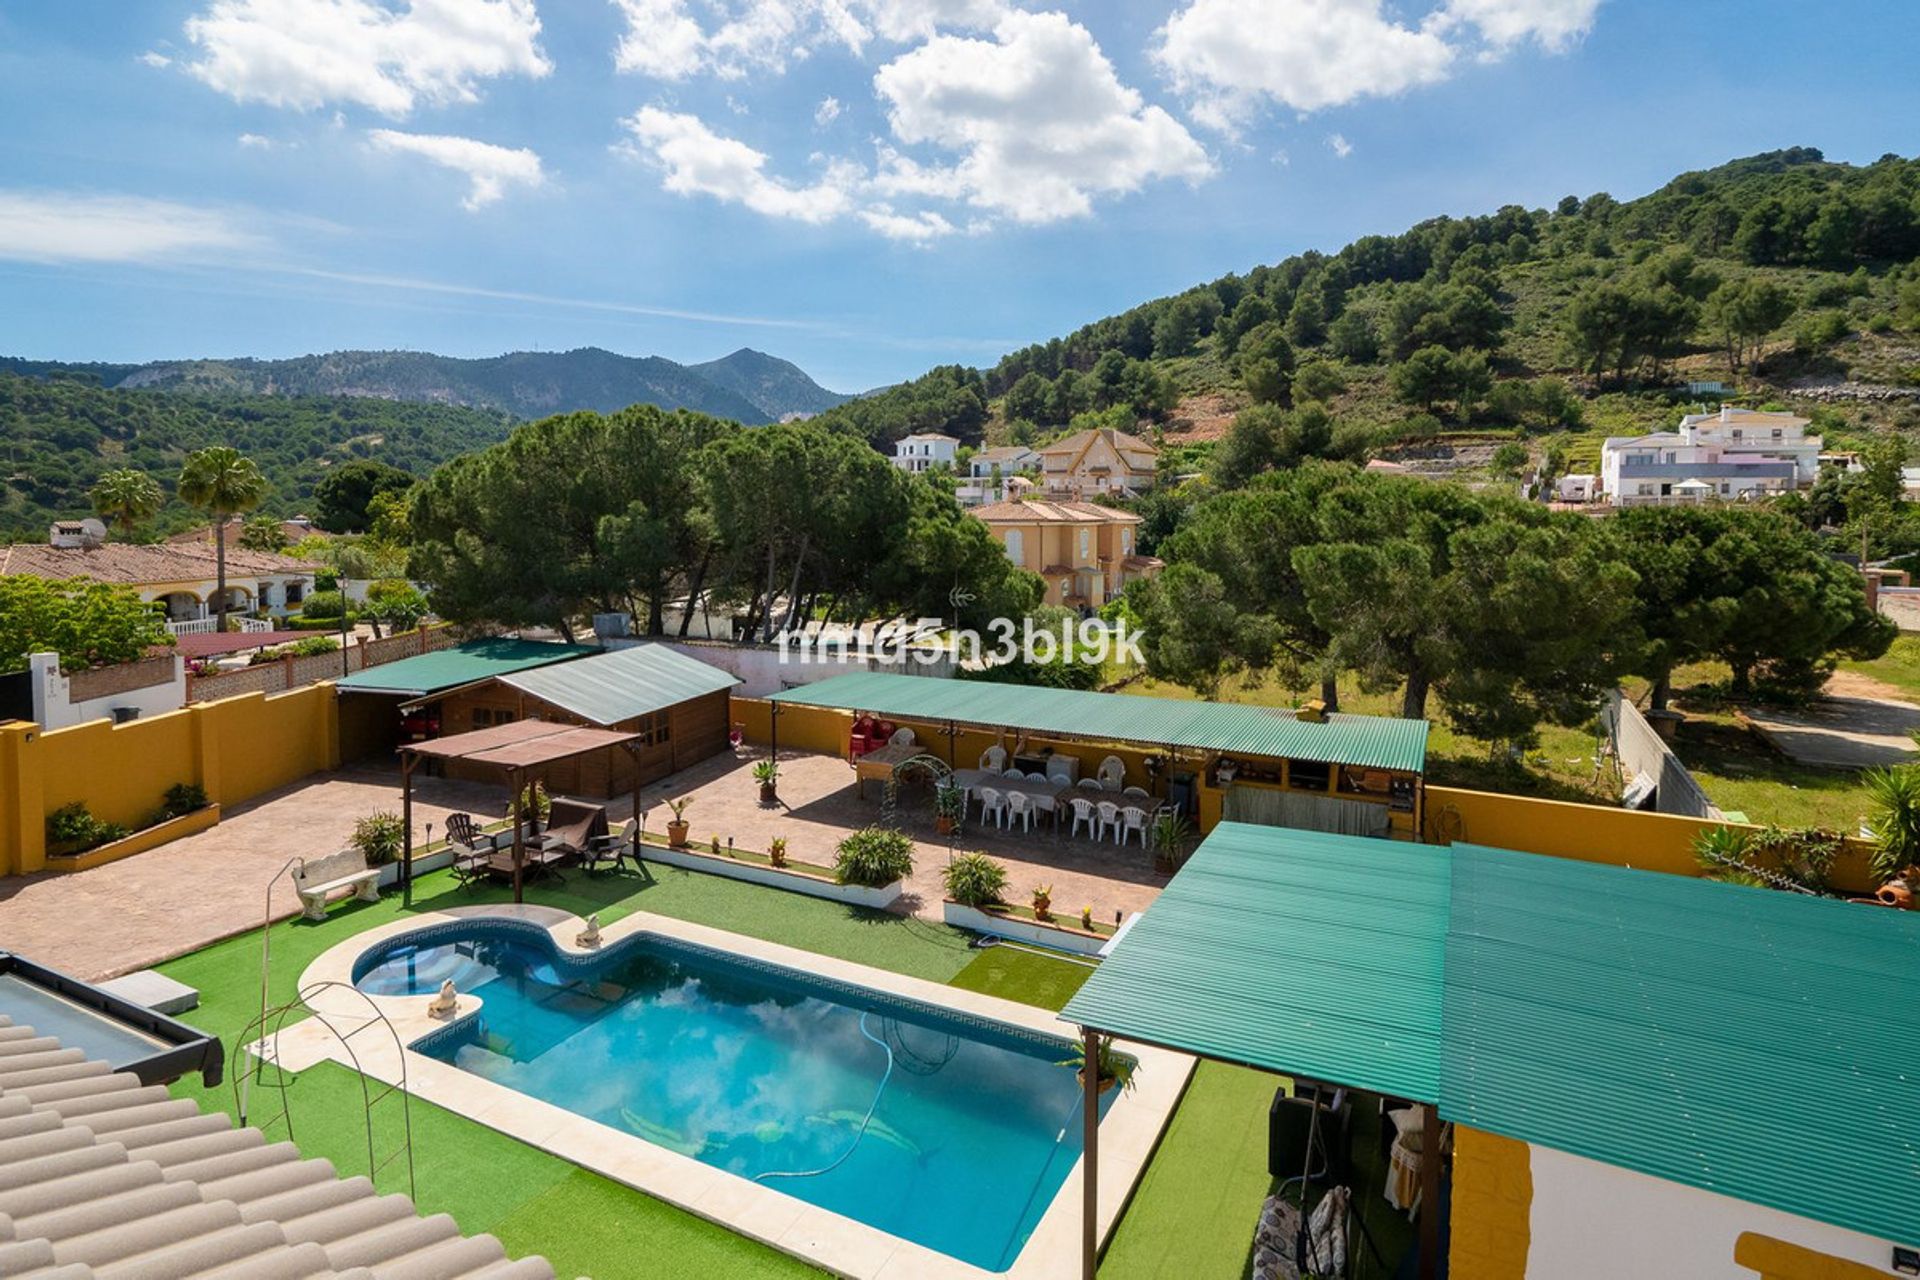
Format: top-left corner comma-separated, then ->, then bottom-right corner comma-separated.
178,447 -> 268,632
88,469 -> 163,539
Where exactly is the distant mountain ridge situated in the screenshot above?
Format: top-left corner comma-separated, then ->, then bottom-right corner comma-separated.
0,345 -> 849,425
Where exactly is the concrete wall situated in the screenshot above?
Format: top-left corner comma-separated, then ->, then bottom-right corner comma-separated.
187,625 -> 452,704
0,683 -> 341,876
28,653 -> 186,731
1601,688 -> 1720,819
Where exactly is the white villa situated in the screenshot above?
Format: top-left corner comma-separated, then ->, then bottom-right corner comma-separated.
955,444 -> 1040,506
1599,407 -> 1821,507
891,433 -> 960,474
0,520 -> 319,634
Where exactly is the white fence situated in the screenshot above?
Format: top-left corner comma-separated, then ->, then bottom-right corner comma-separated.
26,652 -> 187,730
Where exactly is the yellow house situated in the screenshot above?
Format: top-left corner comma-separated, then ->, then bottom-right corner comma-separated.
1036,427 -> 1157,498
973,498 -> 1162,610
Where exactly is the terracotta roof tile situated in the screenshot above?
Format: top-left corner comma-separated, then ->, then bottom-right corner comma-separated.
0,542 -> 319,586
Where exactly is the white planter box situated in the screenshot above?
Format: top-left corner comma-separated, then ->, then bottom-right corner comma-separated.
941,900 -> 1111,957
376,847 -> 455,889
646,844 -> 903,909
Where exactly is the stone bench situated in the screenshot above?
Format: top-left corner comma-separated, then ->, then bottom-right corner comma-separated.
290,849 -> 381,921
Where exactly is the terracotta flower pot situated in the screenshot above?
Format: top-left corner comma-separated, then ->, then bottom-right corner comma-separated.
1076,1068 -> 1118,1095
759,782 -> 778,805
935,816 -> 956,835
667,820 -> 690,848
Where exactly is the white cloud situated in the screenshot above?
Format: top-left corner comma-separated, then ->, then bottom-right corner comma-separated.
621,107 -> 854,223
1326,131 -> 1352,158
1156,0 -> 1454,129
858,205 -> 956,241
367,129 -> 546,209
873,11 -> 1211,223
237,132 -> 274,148
1442,0 -> 1601,50
0,191 -> 261,264
139,51 -> 173,68
608,0 -> 1004,81
182,0 -> 550,117
814,95 -> 844,125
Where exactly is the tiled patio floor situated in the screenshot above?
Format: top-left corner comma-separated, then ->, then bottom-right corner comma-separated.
0,746 -> 1168,983
635,748 -> 1171,925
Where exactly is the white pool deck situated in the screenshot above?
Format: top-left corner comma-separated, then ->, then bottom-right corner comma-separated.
262,905 -> 1194,1280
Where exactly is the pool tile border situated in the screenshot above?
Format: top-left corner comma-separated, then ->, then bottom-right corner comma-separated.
270,904 -> 1193,1280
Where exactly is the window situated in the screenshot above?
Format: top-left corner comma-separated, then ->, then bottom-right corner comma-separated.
631,712 -> 672,747
471,706 -> 517,729
1078,529 -> 1091,560
1122,528 -> 1133,555
1004,529 -> 1024,564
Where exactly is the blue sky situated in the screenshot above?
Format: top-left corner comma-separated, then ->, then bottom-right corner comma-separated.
0,0 -> 1914,393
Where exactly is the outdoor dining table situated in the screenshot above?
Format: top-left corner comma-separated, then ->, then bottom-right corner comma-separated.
854,740 -> 934,798
951,768 -> 1079,837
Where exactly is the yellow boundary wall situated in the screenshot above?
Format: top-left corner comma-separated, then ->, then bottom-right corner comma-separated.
0,683 -> 339,877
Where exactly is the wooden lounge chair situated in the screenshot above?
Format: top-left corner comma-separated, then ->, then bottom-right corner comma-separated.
446,813 -> 506,889
531,800 -> 609,881
583,818 -> 641,875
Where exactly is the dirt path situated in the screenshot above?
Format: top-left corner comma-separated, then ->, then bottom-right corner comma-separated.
1825,670 -> 1914,703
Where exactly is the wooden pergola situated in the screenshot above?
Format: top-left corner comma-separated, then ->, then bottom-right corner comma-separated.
398,720 -> 644,905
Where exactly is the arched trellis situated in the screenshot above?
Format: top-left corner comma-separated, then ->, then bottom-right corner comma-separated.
879,752 -> 953,827
233,979 -> 417,1200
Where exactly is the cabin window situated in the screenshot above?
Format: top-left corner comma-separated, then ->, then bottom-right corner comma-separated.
631,712 -> 673,747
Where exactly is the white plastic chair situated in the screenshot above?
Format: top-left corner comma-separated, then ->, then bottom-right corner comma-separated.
1119,805 -> 1148,848
979,744 -> 1007,771
1096,800 -> 1121,844
1076,777 -> 1102,792
1003,767 -> 1025,779
1070,796 -> 1097,839
1046,757 -> 1075,783
890,727 -> 917,747
979,786 -> 1007,829
1097,755 -> 1126,790
1122,785 -> 1150,801
1025,771 -> 1049,783
1006,791 -> 1034,833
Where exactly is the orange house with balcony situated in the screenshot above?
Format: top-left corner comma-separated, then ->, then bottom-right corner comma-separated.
973,498 -> 1163,611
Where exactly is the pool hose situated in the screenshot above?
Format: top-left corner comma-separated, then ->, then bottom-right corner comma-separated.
754,1012 -> 895,1182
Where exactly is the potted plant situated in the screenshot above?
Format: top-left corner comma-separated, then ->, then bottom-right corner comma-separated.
1150,809 -> 1191,874
1031,883 -> 1053,923
934,782 -> 965,835
665,796 -> 693,847
512,781 -> 550,832
943,851 -> 1008,907
769,836 -> 789,869
753,759 -> 779,805
709,834 -> 723,856
1060,1038 -> 1137,1095
351,810 -> 407,867
1080,905 -> 1094,931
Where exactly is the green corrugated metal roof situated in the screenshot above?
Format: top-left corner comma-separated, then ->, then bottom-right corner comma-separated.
497,643 -> 738,725
334,638 -> 596,696
1442,844 -> 1920,1246
766,672 -> 1428,772
1060,823 -> 1449,1101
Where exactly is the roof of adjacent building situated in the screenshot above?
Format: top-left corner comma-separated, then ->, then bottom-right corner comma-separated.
1035,427 -> 1156,461
1442,842 -> 1919,1247
1061,824 -> 1449,1101
1065,824 -> 1920,1246
497,642 -> 738,726
0,541 -> 318,587
971,499 -> 1143,524
0,1012 -> 552,1278
165,517 -> 325,549
404,717 -> 641,769
974,445 -> 1037,461
896,432 -> 959,443
334,637 -> 596,697
766,671 -> 1429,771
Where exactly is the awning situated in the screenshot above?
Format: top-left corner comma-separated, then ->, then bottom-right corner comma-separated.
402,719 -> 640,771
497,643 -> 738,726
767,672 -> 1428,773
1061,823 -> 1449,1101
334,638 -> 597,698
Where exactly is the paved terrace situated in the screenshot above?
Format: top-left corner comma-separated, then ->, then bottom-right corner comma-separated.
0,747 -> 1168,981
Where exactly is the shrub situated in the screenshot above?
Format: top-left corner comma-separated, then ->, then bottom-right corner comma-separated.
834,827 -> 914,887
943,852 -> 1008,907
45,803 -> 128,853
349,811 -> 407,866
289,614 -> 360,631
300,589 -> 347,620
162,782 -> 208,818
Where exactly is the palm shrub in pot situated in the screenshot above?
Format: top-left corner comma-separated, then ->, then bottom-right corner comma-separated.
834,827 -> 914,888
665,796 -> 693,847
934,781 -> 965,835
943,852 -> 1007,907
350,811 -> 407,867
753,759 -> 779,805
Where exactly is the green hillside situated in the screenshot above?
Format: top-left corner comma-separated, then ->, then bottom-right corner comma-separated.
0,374 -> 515,540
813,148 -> 1920,466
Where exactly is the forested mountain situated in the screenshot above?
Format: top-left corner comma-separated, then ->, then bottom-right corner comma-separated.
0,374 -> 515,539
811,148 -> 1920,467
2,345 -> 848,426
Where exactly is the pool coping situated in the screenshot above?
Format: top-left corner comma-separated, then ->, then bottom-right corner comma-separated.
267,905 -> 1194,1280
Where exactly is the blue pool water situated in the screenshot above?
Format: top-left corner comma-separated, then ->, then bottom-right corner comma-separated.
354,921 -> 1108,1272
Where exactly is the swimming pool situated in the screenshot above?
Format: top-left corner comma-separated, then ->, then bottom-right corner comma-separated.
354,920 -> 1113,1273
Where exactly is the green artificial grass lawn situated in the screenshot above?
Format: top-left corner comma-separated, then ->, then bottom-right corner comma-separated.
156,863 -> 1336,1280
